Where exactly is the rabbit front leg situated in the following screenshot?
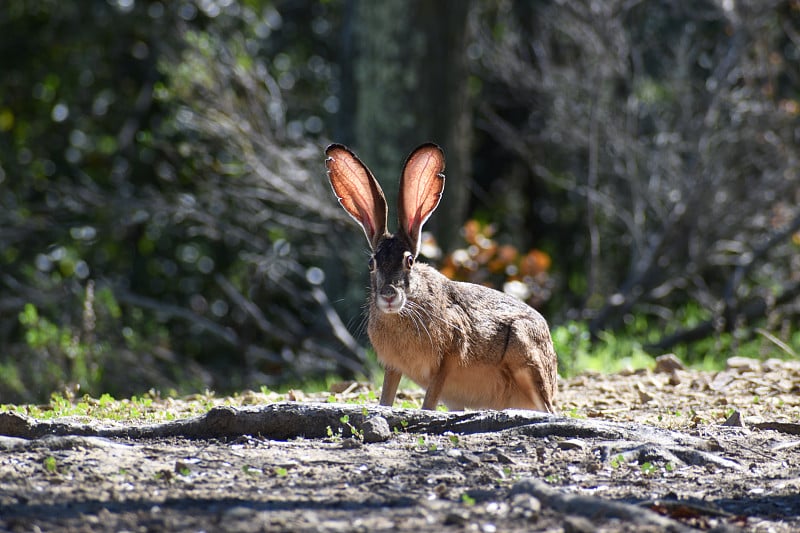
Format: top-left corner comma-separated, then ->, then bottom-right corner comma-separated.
379,368 -> 402,407
421,356 -> 455,410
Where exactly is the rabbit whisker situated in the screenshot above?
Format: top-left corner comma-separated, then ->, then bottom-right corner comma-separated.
408,300 -> 465,336
356,314 -> 369,337
350,298 -> 370,337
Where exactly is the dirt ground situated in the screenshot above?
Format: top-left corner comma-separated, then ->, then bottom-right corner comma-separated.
1,356 -> 799,532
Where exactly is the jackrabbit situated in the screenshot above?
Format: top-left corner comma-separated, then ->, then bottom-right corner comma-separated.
326,143 -> 557,412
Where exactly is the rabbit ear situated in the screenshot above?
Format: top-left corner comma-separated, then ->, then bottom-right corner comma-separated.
398,143 -> 445,256
326,144 -> 388,250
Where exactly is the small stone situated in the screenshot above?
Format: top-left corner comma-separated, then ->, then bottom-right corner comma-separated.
463,488 -> 497,503
494,452 -> 516,465
563,515 -> 595,533
286,389 -> 305,401
329,381 -> 361,394
636,383 -> 654,403
340,437 -> 362,449
721,410 -> 745,428
509,493 -> 541,519
457,452 -> 482,466
654,353 -> 685,373
726,356 -> 760,372
485,501 -> 510,516
443,511 -> 469,526
557,439 -> 586,451
222,506 -> 256,521
489,447 -> 516,464
361,416 -> 391,443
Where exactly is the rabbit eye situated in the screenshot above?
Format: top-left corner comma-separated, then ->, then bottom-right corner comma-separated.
404,254 -> 414,269
368,257 -> 376,272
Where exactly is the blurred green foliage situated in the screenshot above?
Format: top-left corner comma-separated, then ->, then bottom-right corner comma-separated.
0,0 -> 352,402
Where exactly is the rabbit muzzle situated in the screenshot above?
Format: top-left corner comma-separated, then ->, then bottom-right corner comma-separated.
375,285 -> 406,314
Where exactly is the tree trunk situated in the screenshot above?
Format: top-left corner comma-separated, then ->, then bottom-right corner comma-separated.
351,0 -> 473,251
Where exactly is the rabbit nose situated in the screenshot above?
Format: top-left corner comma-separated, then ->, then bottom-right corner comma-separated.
382,292 -> 396,303
381,288 -> 397,302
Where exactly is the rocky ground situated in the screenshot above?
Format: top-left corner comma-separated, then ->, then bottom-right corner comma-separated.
1,355 -> 799,532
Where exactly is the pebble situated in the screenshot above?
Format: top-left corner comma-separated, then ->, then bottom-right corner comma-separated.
654,353 -> 685,373
509,493 -> 541,520
361,416 -> 391,443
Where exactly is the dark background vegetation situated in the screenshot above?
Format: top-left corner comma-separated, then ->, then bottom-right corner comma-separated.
1,0 -> 798,403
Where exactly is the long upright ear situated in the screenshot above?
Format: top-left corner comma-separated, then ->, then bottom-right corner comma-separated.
397,143 -> 445,256
326,144 -> 388,250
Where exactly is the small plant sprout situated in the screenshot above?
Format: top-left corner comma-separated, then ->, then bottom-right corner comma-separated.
175,462 -> 191,476
414,435 -> 438,451
44,456 -> 57,474
640,462 -> 657,475
339,414 -> 364,440
610,455 -> 626,469
154,470 -> 172,482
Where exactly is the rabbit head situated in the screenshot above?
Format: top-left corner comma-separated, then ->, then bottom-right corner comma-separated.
325,143 -> 445,316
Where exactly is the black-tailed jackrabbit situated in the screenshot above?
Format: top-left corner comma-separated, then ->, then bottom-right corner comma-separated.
326,143 -> 557,412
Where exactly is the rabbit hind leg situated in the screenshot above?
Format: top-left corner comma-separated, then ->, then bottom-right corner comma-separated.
506,323 -> 557,413
509,366 -> 553,412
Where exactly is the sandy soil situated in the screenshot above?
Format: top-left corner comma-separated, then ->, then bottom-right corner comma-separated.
1,356 -> 799,532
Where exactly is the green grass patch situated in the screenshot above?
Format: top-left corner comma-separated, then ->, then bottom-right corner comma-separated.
1,389 -> 229,422
552,321 -> 656,377
552,315 -> 800,378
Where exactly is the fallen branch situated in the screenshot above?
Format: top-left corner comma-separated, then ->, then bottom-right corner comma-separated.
0,402 -> 739,469
752,421 -> 800,436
